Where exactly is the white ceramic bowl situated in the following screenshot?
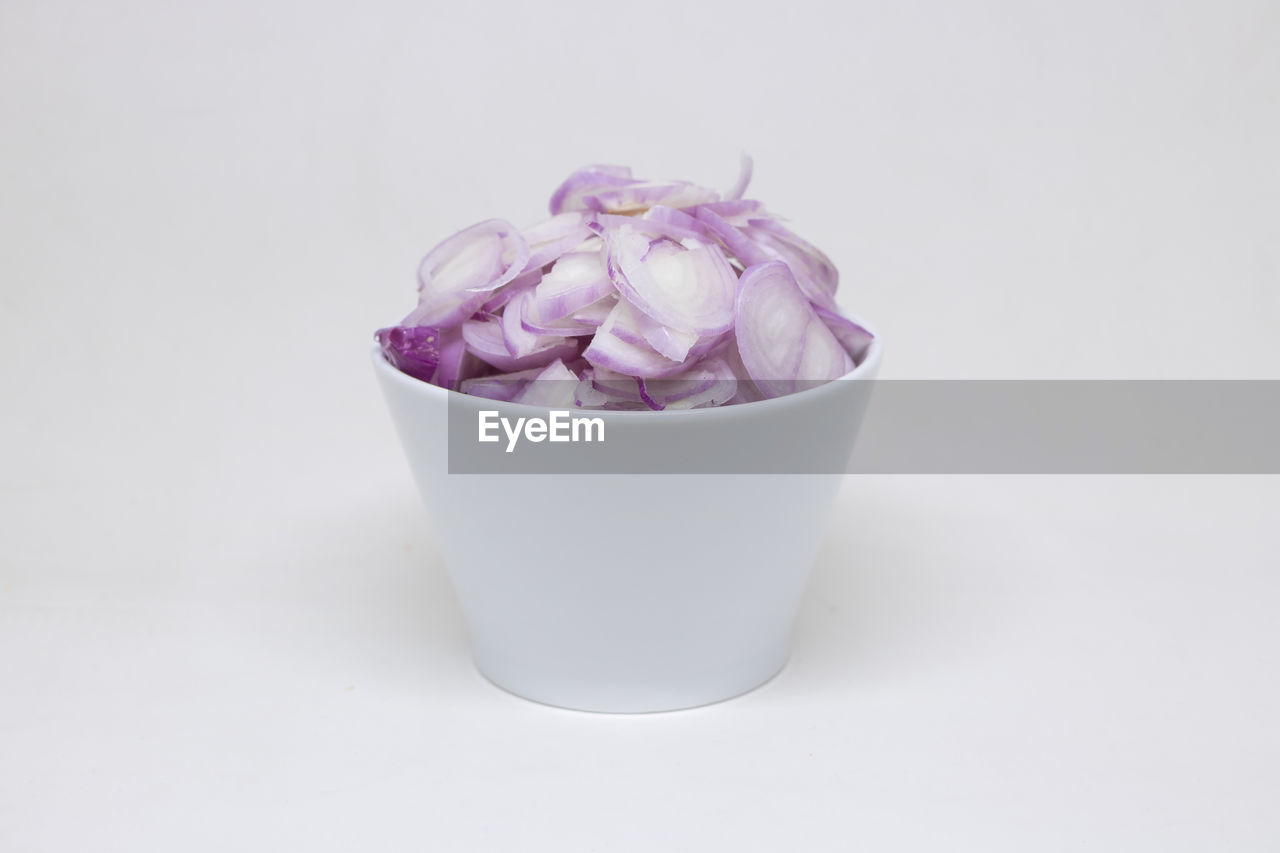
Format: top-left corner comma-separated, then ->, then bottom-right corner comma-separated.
373,330 -> 882,712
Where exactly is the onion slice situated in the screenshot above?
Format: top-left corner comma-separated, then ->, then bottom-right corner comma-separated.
740,218 -> 838,310
640,205 -> 713,241
513,359 -> 581,407
533,249 -> 614,321
583,181 -> 719,215
582,299 -> 688,378
549,166 -> 639,215
522,212 -> 596,270
734,261 -> 853,399
462,314 -> 578,373
813,304 -> 875,364
694,199 -> 765,225
479,267 -> 540,314
590,213 -> 707,244
460,366 -> 548,403
639,321 -> 699,363
380,160 -> 872,409
585,366 -> 648,407
514,288 -> 597,336
403,219 -> 530,328
638,356 -> 739,410
606,225 -> 736,335
570,295 -> 616,326
724,154 -> 753,201
431,327 -> 471,390
693,207 -> 772,267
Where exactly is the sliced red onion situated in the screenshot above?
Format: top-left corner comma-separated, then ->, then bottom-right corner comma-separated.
570,295 -> 616,326
694,198 -> 766,225
693,207 -> 772,267
740,218 -> 838,310
813,304 -> 876,364
638,356 -> 739,410
582,299 -> 688,378
585,295 -> 708,363
640,205 -> 713,240
591,213 -> 708,244
594,293 -> 699,361
575,366 -> 642,408
500,295 -> 541,356
575,164 -> 633,178
734,261 -> 853,399
564,354 -> 593,377
460,313 -> 514,359
513,359 -> 581,407
462,314 -> 578,373
582,181 -> 720,215
719,339 -> 767,404
514,289 -> 597,336
479,267 -> 540,314
724,154 -> 753,201
684,328 -> 736,364
403,219 -> 529,327
549,166 -> 640,215
589,367 -> 646,401
637,382 -> 664,410
380,160 -> 872,408
639,321 -> 699,363
522,212 -> 595,270
533,249 -> 614,321
574,370 -> 611,408
431,326 -> 471,390
597,298 -> 651,349
606,226 -> 736,335
376,326 -> 441,383
459,366 -> 547,403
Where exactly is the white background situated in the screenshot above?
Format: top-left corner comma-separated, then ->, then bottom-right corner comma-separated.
2,1 -> 1278,850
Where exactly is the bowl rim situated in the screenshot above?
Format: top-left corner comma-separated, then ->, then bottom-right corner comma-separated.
372,313 -> 882,420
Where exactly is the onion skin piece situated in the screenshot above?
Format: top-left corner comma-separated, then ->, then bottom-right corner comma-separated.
376,326 -> 442,384
734,261 -> 854,399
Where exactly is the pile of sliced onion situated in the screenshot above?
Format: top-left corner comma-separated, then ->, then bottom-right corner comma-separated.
376,159 -> 874,409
